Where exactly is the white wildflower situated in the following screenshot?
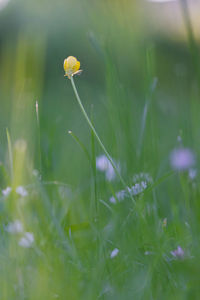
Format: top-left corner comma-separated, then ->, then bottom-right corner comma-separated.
16,186 -> 28,197
105,164 -> 115,181
109,190 -> 126,204
109,196 -> 117,204
128,181 -> 148,196
109,181 -> 148,205
96,155 -> 118,181
2,186 -> 12,197
5,220 -> 23,234
132,172 -> 153,185
96,155 -> 109,171
170,148 -> 195,171
109,173 -> 151,205
110,248 -> 119,259
18,232 -> 34,248
188,168 -> 197,180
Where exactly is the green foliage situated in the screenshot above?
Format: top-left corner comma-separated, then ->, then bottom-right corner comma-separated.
0,0 -> 200,299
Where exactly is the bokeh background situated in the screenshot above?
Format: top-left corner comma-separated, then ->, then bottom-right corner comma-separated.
0,0 -> 199,179
0,0 -> 200,299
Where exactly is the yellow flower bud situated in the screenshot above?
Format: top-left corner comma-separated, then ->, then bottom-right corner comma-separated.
63,56 -> 81,78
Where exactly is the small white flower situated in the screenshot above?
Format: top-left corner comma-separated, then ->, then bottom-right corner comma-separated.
96,155 -> 109,171
109,190 -> 126,204
110,248 -> 119,259
2,186 -> 12,197
109,173 -> 151,205
16,186 -> 28,197
105,164 -> 115,181
188,168 -> 197,180
6,220 -> 23,234
18,232 -> 34,248
132,173 -> 153,185
96,155 -> 118,182
128,181 -> 148,196
109,196 -> 117,204
170,148 -> 195,171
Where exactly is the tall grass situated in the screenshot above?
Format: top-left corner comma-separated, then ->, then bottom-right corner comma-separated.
0,0 -> 200,299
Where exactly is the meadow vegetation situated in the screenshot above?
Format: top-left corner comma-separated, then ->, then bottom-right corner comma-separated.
0,0 -> 200,299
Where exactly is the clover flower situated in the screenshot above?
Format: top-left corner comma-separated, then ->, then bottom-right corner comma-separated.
63,56 -> 81,79
170,148 -> 195,171
171,246 -> 184,259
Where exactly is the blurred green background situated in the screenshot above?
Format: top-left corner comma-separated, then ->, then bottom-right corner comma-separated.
1,0 -> 198,181
0,0 -> 200,299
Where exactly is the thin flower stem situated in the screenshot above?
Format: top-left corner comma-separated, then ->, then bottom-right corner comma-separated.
6,128 -> 13,182
137,77 -> 157,158
36,101 -> 42,177
70,76 -> 134,202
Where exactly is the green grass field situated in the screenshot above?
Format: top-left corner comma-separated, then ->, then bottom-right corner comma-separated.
0,0 -> 200,299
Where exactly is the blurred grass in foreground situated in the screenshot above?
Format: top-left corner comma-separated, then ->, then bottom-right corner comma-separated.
0,0 -> 200,299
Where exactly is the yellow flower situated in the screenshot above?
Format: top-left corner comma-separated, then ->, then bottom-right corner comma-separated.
63,56 -> 81,78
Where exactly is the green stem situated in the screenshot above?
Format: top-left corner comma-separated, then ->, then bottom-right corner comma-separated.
68,130 -> 91,163
6,128 -> 13,182
36,101 -> 42,177
70,76 -> 133,201
90,106 -> 98,220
